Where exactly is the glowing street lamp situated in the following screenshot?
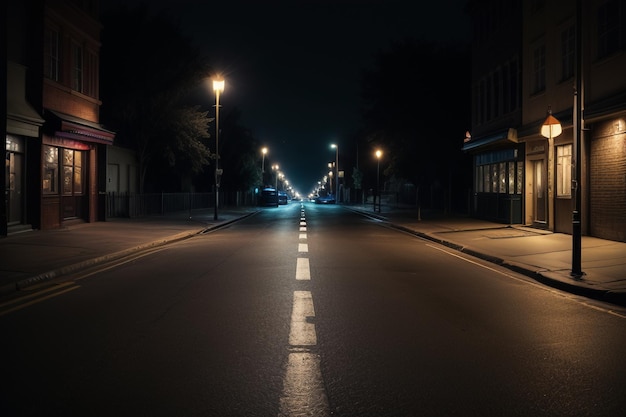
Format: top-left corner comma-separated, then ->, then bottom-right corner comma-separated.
540,109 -> 562,231
375,149 -> 382,212
261,147 -> 268,186
212,77 -> 225,220
272,164 -> 280,206
261,147 -> 268,173
331,144 -> 339,202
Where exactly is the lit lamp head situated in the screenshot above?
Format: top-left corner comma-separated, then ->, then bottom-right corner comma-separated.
375,149 -> 382,159
541,113 -> 562,138
213,78 -> 225,94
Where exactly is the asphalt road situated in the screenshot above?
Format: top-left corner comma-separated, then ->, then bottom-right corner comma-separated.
1,202 -> 625,416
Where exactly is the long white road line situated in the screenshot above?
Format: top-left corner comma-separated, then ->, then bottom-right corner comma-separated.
279,204 -> 330,417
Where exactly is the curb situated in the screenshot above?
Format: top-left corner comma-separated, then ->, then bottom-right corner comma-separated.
347,208 -> 626,308
9,210 -> 259,293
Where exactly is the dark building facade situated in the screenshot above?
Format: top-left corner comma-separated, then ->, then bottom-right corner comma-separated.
465,0 -> 626,243
4,0 -> 114,236
463,0 -> 525,224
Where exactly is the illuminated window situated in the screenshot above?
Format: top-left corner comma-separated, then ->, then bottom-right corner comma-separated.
43,146 -> 59,194
508,163 -> 515,194
498,162 -> 506,193
516,161 -> 523,195
557,144 -> 572,197
62,149 -> 84,196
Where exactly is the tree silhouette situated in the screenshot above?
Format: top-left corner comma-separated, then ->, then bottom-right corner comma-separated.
100,4 -> 212,192
359,38 -> 471,210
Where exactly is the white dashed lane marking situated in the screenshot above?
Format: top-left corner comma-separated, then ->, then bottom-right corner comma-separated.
278,205 -> 330,416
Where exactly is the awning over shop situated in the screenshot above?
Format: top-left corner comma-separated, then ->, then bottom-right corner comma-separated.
46,110 -> 115,145
462,128 -> 517,152
7,62 -> 45,137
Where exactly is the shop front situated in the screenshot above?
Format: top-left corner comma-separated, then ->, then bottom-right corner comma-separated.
40,111 -> 114,230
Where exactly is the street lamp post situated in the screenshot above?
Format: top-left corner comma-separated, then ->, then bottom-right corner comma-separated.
273,164 -> 280,206
261,147 -> 268,185
328,171 -> 333,195
375,149 -> 382,212
571,0 -> 584,278
212,78 -> 225,221
331,144 -> 339,203
540,109 -> 562,230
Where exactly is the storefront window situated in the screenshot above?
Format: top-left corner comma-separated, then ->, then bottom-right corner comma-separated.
499,162 -> 506,193
74,151 -> 82,193
476,160 -> 523,195
508,163 -> 515,194
557,144 -> 572,197
43,145 -> 58,194
62,149 -> 84,195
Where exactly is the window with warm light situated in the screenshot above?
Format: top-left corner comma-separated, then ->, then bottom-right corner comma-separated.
557,144 -> 572,197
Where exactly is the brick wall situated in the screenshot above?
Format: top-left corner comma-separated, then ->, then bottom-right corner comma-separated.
590,120 -> 626,242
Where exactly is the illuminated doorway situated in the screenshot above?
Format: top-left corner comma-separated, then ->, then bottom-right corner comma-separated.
532,159 -> 547,225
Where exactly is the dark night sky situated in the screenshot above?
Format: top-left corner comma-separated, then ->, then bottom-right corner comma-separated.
104,0 -> 471,194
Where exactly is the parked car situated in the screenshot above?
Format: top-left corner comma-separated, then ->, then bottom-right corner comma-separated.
259,187 -> 278,207
315,193 -> 335,204
278,191 -> 288,205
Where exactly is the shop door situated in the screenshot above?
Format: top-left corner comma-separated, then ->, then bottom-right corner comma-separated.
6,151 -> 23,224
532,159 -> 547,224
61,149 -> 85,220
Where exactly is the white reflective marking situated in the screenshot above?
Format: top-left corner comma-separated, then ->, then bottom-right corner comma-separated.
300,217 -> 306,221
300,221 -> 306,226
289,291 -> 316,345
298,243 -> 308,253
299,233 -> 307,240
296,257 -> 310,280
299,227 -> 306,232
279,352 -> 330,417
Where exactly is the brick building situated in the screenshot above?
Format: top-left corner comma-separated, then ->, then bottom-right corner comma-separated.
3,0 -> 114,235
465,0 -> 626,242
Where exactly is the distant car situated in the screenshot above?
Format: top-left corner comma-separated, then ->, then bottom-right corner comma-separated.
259,187 -> 278,207
315,194 -> 335,204
278,191 -> 288,205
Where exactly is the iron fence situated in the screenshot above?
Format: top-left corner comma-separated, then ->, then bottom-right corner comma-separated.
106,191 -> 257,218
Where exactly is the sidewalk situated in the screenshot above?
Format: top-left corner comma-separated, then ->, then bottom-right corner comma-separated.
1,204 -> 625,307
349,205 -> 626,307
0,208 -> 257,297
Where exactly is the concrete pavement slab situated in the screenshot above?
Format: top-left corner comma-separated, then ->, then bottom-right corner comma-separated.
0,209 -> 257,296
347,205 -> 626,307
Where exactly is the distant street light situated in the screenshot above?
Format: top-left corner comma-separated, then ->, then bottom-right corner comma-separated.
331,144 -> 339,203
212,77 -> 225,220
328,171 -> 333,195
375,149 -> 382,212
272,164 -> 280,206
261,147 -> 268,185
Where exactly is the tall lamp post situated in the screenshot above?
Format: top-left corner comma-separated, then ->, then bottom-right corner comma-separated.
375,149 -> 382,212
272,164 -> 280,206
261,147 -> 268,185
571,0 -> 584,277
331,144 -> 339,203
213,77 -> 225,220
540,109 -> 562,230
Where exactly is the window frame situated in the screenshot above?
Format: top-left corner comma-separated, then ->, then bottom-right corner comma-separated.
556,144 -> 572,198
